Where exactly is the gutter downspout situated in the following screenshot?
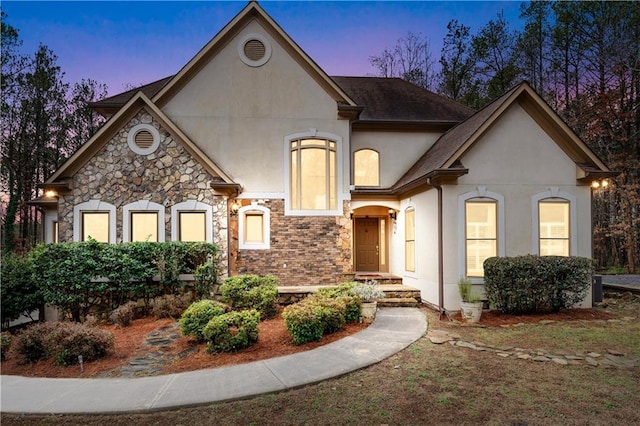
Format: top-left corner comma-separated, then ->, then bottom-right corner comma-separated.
428,178 -> 445,318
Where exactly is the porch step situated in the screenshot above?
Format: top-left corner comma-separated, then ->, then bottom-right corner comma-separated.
277,284 -> 421,305
354,273 -> 403,285
377,297 -> 419,308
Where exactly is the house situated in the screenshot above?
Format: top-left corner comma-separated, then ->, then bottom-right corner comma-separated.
33,2 -> 614,312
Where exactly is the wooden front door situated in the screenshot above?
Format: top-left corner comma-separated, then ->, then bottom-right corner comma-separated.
355,218 -> 379,271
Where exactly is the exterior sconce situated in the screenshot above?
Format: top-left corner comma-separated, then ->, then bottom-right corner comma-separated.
44,190 -> 58,198
389,208 -> 397,221
230,201 -> 240,217
591,179 -> 609,189
349,211 -> 353,220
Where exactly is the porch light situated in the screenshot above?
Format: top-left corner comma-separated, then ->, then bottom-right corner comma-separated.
591,179 -> 609,189
388,208 -> 397,221
45,190 -> 58,198
230,201 -> 240,217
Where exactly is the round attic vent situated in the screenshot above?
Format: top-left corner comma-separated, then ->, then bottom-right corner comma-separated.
238,33 -> 271,67
127,124 -> 160,155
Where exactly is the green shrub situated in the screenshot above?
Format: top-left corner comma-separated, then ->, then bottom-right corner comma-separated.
10,321 -> 114,365
483,255 -> 593,314
180,300 -> 229,341
1,332 -> 12,361
282,302 -> 324,345
1,253 -> 44,329
315,283 -> 361,323
203,309 -> 260,353
194,261 -> 219,299
220,274 -> 278,319
316,282 -> 356,298
308,296 -> 347,333
151,293 -> 193,319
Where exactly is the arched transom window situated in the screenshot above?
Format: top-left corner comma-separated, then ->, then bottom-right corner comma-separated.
354,149 -> 379,187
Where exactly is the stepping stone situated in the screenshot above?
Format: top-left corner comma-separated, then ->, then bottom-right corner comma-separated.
532,356 -> 550,362
551,358 -> 568,365
517,354 -> 531,360
129,358 -> 157,366
606,349 -> 625,356
496,352 -> 511,358
586,352 -> 602,358
565,355 -> 584,360
456,341 -> 477,350
585,357 -> 599,366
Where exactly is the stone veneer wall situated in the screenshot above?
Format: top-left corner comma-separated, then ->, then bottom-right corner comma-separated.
234,199 -> 352,286
57,110 -> 230,277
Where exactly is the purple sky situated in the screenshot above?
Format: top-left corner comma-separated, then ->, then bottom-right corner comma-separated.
3,1 -> 525,96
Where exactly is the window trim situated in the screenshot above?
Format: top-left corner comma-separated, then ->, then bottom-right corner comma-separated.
170,200 -> 213,243
532,188 -> 577,256
353,148 -> 380,187
458,187 -> 505,281
284,130 -> 344,216
73,200 -> 116,243
238,204 -> 270,250
464,200 -> 498,278
123,200 -> 165,242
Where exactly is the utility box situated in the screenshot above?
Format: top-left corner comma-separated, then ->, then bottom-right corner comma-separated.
592,275 -> 603,303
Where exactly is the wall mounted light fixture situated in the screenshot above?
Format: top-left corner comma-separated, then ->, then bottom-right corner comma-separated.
591,179 -> 609,189
230,201 -> 240,217
388,208 -> 397,221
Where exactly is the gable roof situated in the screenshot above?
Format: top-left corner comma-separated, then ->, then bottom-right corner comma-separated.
151,1 -> 356,109
392,81 -> 614,192
332,77 -> 474,124
89,76 -> 172,117
45,91 -> 235,185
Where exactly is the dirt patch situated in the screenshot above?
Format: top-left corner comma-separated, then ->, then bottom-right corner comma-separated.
449,307 -> 613,326
1,309 -> 367,378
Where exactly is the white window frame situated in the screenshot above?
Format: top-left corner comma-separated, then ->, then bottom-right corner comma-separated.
405,207 -> 416,273
458,187 -> 505,282
123,200 -> 165,242
73,200 -> 116,243
284,129 -> 344,216
532,188 -> 577,256
170,200 -> 213,243
238,204 -> 270,250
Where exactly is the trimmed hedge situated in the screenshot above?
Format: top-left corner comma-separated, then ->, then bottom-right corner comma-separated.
219,274 -> 278,319
9,321 -> 114,365
180,300 -> 229,342
483,255 -> 593,314
315,283 -> 361,323
203,309 -> 260,353
0,253 -> 44,328
282,302 -> 325,345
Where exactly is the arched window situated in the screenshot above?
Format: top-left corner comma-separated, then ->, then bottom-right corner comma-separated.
405,207 -> 416,272
73,200 -> 116,243
532,189 -> 576,256
354,149 -> 379,187
171,201 -> 213,243
123,200 -> 165,242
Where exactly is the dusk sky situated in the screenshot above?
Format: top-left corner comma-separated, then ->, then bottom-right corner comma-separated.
3,1 -> 526,96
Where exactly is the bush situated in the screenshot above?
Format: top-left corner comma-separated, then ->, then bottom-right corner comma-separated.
151,293 -> 193,319
352,280 -> 385,303
203,309 -> 260,353
110,301 -> 138,327
1,332 -> 12,361
180,300 -> 229,341
483,255 -> 593,314
1,253 -> 44,328
10,321 -> 114,365
194,261 -> 219,299
315,283 -> 361,323
220,275 -> 278,319
282,302 -> 324,345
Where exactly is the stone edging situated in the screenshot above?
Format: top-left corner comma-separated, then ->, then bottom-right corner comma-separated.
427,329 -> 639,369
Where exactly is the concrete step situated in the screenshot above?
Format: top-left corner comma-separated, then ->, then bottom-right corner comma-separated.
378,297 -> 419,308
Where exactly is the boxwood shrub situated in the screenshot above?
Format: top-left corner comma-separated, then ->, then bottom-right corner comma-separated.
483,255 -> 593,314
180,300 -> 229,342
219,274 -> 278,319
282,302 -> 325,345
202,309 -> 260,353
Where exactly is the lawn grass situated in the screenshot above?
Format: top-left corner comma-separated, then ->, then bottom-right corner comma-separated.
2,295 -> 639,426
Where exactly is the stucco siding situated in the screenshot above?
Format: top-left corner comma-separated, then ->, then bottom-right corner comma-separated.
163,20 -> 350,194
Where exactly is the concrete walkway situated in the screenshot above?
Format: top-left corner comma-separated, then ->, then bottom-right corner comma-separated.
0,307 -> 426,414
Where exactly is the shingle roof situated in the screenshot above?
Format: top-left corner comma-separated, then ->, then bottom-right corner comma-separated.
393,83 -> 521,191
332,77 -> 474,123
91,75 -> 475,124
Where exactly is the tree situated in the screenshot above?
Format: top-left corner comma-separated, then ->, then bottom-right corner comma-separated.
438,20 -> 479,105
369,31 -> 436,89
67,79 -> 108,154
518,1 -> 553,95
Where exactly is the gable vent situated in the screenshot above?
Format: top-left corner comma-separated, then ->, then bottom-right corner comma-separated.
134,130 -> 154,149
244,39 -> 266,61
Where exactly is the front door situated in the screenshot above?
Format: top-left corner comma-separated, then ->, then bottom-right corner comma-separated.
355,218 -> 379,271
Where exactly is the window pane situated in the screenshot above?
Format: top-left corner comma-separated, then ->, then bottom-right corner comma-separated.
329,150 -> 336,210
82,212 -> 109,242
405,241 -> 415,272
52,221 -> 58,243
466,240 -> 497,277
291,151 -> 297,209
466,202 -> 496,239
540,239 -> 569,256
180,212 -> 206,242
539,202 -> 569,238
131,212 -> 158,242
405,209 -> 415,240
354,149 -> 379,186
300,147 -> 327,210
245,214 -> 264,243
